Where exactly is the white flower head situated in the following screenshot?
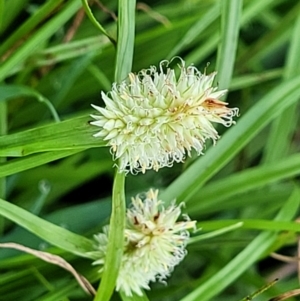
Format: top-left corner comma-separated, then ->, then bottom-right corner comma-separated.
91,189 -> 196,297
91,58 -> 238,174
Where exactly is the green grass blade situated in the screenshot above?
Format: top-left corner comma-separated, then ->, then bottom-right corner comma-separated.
263,12 -> 300,163
94,0 -> 136,300
114,0 -> 136,82
0,149 -> 84,178
216,0 -> 242,90
81,0 -> 116,43
94,171 -> 126,301
0,1 -> 81,81
0,115 -> 103,157
230,69 -> 281,91
0,198 -> 94,258
236,2 -> 300,71
186,0 -> 276,66
188,222 -> 243,244
0,0 -> 29,34
188,153 -> 300,214
198,219 -> 300,233
0,0 -> 65,57
161,75 -> 300,205
0,84 -> 60,122
0,100 -> 6,234
180,186 -> 300,301
166,2 -> 220,59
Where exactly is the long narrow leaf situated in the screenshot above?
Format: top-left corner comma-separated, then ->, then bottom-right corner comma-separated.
188,153 -> 300,214
263,12 -> 300,163
0,0 -> 65,57
216,0 -> 242,90
94,171 -> 126,301
180,187 -> 300,301
0,149 -> 84,178
0,1 -> 81,81
0,115 -> 103,157
0,198 -> 94,258
94,1 -> 136,300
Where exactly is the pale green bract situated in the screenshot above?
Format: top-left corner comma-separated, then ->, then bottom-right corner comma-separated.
90,189 -> 196,297
91,59 -> 238,174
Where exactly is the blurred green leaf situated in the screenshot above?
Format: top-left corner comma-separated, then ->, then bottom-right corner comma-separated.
0,84 -> 60,122
0,1 -> 81,81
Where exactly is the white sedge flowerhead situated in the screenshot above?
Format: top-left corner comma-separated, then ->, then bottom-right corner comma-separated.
91,59 -> 238,174
91,189 -> 196,297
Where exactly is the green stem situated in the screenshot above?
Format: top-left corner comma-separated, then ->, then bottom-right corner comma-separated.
93,171 -> 126,301
93,1 -> 136,300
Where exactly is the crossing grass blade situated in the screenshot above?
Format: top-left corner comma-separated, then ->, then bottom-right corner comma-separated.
0,198 -> 94,258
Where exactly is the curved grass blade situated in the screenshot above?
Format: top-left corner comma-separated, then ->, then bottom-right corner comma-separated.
0,198 -> 94,258
0,242 -> 96,295
81,0 -> 116,44
0,84 -> 60,122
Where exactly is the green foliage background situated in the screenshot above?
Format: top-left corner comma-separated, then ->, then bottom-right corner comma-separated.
1,0 -> 300,300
